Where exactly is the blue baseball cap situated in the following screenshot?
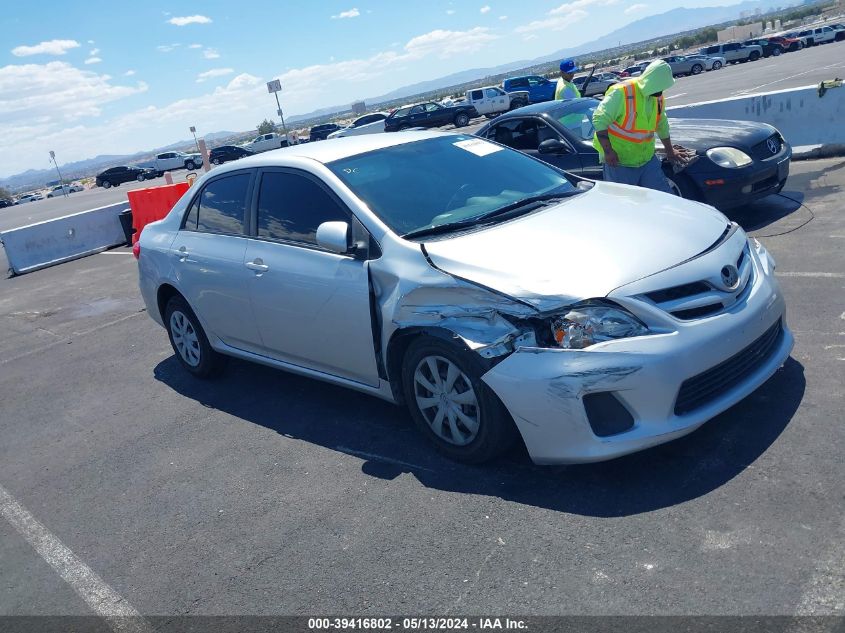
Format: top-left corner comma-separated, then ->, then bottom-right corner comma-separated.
559,59 -> 580,73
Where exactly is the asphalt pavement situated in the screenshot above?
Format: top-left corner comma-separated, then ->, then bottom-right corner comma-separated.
0,158 -> 843,623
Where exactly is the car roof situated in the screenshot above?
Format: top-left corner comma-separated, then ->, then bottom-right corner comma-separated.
209,130 -> 449,171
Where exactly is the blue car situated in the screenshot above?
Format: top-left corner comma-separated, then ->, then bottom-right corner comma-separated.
502,75 -> 557,103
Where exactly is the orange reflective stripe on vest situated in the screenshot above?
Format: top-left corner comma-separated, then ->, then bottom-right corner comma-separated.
607,80 -> 662,144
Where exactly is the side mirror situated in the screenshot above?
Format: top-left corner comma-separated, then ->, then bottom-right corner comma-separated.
538,139 -> 570,154
316,221 -> 350,254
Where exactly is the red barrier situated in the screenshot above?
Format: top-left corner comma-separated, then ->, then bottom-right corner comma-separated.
127,182 -> 190,244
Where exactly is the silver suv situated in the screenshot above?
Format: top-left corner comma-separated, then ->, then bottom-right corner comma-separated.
699,42 -> 763,64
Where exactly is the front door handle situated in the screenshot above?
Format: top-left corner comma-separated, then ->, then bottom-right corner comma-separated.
245,259 -> 269,272
176,245 -> 188,262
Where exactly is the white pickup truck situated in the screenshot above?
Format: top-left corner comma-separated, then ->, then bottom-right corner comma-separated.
153,151 -> 203,173
466,86 -> 529,118
244,132 -> 291,153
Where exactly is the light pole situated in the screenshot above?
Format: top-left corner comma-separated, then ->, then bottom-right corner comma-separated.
189,126 -> 200,154
266,79 -> 291,146
48,151 -> 68,198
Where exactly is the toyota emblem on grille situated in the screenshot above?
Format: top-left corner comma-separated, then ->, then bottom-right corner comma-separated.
721,265 -> 740,289
767,137 -> 779,154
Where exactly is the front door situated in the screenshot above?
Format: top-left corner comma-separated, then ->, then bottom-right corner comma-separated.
243,168 -> 379,386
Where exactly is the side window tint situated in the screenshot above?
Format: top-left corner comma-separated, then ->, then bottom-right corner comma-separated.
196,173 -> 250,235
257,172 -> 349,246
471,90 -> 483,100
183,196 -> 199,230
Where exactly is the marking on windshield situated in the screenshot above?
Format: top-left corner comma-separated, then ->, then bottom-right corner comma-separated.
453,138 -> 503,157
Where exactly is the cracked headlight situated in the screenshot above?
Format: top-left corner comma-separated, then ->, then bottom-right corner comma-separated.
706,147 -> 752,168
550,304 -> 649,350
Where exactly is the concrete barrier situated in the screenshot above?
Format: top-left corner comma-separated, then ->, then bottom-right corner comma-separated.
667,81 -> 845,149
0,201 -> 129,275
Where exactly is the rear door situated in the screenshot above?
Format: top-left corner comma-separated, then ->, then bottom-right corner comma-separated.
243,168 -> 379,385
171,170 -> 264,353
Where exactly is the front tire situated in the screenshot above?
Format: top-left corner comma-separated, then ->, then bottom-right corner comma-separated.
137,174 -> 145,182
749,51 -> 761,61
165,296 -> 225,378
663,170 -> 700,201
185,160 -> 197,170
401,337 -> 517,464
453,112 -> 470,128
102,180 -> 112,189
772,47 -> 782,56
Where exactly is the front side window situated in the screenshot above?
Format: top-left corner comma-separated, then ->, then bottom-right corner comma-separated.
424,103 -> 441,112
328,135 -> 575,237
256,171 -> 348,245
392,106 -> 412,118
193,173 -> 250,235
409,105 -> 424,115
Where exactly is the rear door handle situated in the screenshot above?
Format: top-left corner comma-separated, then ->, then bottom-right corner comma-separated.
245,259 -> 269,272
176,245 -> 188,262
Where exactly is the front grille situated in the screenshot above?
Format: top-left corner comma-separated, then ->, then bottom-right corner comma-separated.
750,134 -> 783,160
645,282 -> 711,304
674,319 -> 783,415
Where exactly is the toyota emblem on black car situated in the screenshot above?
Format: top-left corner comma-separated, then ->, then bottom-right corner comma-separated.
721,265 -> 740,288
767,137 -> 779,154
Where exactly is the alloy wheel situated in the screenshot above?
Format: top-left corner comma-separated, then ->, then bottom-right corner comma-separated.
413,355 -> 480,446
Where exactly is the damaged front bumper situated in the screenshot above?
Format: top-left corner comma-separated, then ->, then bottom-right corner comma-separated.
481,269 -> 793,464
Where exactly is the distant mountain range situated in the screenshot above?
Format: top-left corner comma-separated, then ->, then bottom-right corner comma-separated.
3,0 -> 803,191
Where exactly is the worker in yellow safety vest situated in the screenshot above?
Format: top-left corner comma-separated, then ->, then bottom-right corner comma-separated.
592,60 -> 680,193
555,59 -> 582,100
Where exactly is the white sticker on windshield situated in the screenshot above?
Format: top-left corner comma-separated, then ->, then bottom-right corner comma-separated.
453,138 -> 503,157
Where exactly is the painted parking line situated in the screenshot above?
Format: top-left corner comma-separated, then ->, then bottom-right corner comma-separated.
0,483 -> 152,633
776,272 -> 845,278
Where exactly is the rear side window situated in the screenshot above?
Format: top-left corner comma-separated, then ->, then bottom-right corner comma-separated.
392,106 -> 412,117
193,173 -> 250,235
256,171 -> 349,246
471,90 -> 483,100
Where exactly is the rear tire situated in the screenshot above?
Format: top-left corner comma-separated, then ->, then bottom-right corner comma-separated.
102,180 -> 112,189
712,60 -> 723,70
401,337 -> 517,464
772,47 -> 782,56
185,160 -> 197,170
453,112 -> 470,127
691,63 -> 703,75
749,51 -> 761,61
137,174 -> 145,182
165,296 -> 226,379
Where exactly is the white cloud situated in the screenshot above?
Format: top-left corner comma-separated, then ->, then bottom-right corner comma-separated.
0,61 -> 147,128
189,43 -> 203,49
405,27 -> 497,58
446,9 -> 456,14
196,68 -> 235,82
90,48 -> 100,55
11,39 -> 80,57
125,70 -> 136,76
87,40 -> 95,44
84,57 -> 102,65
516,0 -> 611,35
331,8 -> 360,19
167,15 -> 212,26
480,5 -> 491,13
157,44 -> 180,53
203,48 -> 220,59
499,15 -> 508,20
625,3 -> 647,13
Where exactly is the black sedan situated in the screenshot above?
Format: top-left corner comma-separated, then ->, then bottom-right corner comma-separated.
475,99 -> 791,210
95,165 -> 156,188
744,38 -> 785,57
209,145 -> 254,165
384,101 -> 478,132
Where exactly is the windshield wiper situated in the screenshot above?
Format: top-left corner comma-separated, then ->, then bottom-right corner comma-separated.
402,190 -> 581,240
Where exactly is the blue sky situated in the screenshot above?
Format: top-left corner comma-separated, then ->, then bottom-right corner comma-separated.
0,0 -> 736,177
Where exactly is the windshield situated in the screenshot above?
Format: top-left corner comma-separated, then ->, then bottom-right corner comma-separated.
327,135 -> 575,237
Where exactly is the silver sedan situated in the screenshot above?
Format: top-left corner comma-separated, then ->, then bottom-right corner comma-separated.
137,131 -> 792,464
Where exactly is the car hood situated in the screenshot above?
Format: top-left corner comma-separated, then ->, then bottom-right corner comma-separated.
668,118 -> 776,151
422,182 -> 729,310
